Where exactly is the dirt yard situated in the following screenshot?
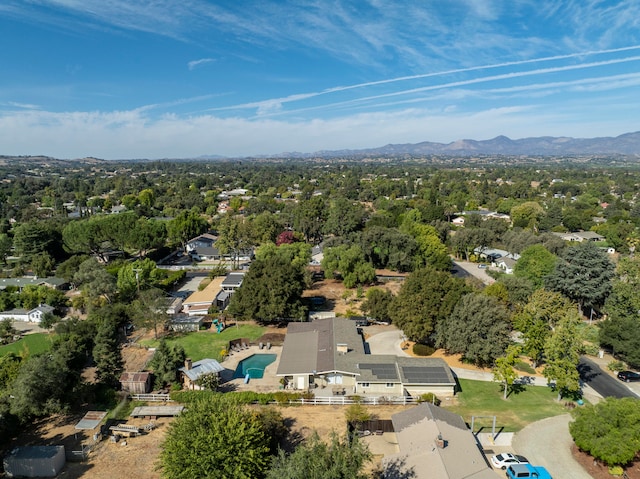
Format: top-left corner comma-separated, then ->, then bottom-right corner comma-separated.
4,403 -> 410,479
303,274 -> 405,316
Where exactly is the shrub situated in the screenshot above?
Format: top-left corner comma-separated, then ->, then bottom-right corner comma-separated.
608,466 -> 624,476
514,361 -> 536,374
607,360 -> 625,372
416,393 -> 441,406
580,343 -> 600,356
412,343 -> 436,356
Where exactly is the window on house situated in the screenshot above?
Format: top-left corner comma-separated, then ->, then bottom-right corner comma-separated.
361,383 -> 370,387
386,383 -> 394,388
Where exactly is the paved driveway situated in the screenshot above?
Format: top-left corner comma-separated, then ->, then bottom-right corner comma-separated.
513,414 -> 592,479
365,328 -> 410,356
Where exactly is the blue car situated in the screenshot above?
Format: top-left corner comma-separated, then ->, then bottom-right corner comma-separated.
506,464 -> 553,479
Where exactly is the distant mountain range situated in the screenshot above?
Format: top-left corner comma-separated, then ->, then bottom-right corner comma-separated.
276,131 -> 640,158
4,132 -> 640,163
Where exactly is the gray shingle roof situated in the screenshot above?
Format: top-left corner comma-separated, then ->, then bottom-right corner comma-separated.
178,358 -> 224,381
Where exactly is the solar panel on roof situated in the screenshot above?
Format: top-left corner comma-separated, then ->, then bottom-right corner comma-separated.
359,363 -> 398,380
402,366 -> 451,384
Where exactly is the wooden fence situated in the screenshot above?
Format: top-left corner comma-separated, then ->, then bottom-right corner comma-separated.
290,396 -> 420,406
129,393 -> 171,402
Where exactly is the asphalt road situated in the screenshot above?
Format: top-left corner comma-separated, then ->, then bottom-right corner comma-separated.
578,356 -> 639,399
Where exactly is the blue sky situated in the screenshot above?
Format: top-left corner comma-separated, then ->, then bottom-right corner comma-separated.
1,1 -> 640,159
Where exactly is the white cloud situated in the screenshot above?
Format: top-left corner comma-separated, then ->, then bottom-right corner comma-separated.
1,104 -> 637,160
187,58 -> 215,70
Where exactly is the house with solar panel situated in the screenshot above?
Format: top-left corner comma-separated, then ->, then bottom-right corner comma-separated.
276,317 -> 456,397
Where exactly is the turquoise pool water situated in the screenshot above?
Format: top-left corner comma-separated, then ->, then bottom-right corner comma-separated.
233,353 -> 277,379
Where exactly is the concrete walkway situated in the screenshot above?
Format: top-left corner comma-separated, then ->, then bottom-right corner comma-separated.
513,414 -> 593,479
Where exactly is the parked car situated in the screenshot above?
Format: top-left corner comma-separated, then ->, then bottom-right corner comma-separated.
490,453 -> 528,469
477,264 -> 487,269
506,464 -> 552,479
617,370 -> 640,382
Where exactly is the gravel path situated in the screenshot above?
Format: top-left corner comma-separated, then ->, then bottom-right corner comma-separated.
512,414 -> 593,479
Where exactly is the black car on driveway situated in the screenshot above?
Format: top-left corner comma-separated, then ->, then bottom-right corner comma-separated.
617,370 -> 640,382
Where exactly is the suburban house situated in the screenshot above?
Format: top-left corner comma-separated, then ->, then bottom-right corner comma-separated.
119,372 -> 152,394
178,358 -> 224,390
221,272 -> 245,292
383,402 -> 496,479
276,317 -> 456,397
182,276 -> 226,316
552,231 -> 605,242
473,247 -> 520,263
189,245 -> 253,263
495,256 -> 517,274
0,304 -> 55,323
181,272 -> 245,316
310,244 -> 324,265
0,276 -> 69,291
185,233 -> 218,253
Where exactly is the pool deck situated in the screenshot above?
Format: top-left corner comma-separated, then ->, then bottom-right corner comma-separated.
219,345 -> 284,393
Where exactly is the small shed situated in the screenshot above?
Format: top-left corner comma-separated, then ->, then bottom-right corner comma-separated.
119,372 -> 153,394
168,315 -> 204,332
3,446 -> 66,478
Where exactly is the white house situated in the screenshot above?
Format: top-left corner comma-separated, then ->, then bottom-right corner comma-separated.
0,304 -> 55,324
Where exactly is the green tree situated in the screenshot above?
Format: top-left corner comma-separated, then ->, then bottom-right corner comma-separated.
514,289 -> 576,367
437,293 -> 512,367
600,256 -> 640,368
293,197 -> 327,244
0,234 -> 12,264
543,313 -> 583,401
73,258 -> 117,304
56,254 -> 90,286
514,244 -> 557,287
127,218 -> 167,257
195,373 -> 220,391
324,197 -> 367,237
9,350 -> 79,420
167,210 -> 209,250
13,222 -> 57,263
360,226 -> 416,272
390,268 -> 469,344
569,398 -> 640,466
149,340 -> 186,388
255,241 -> 312,273
62,217 -> 111,262
360,288 -> 393,323
493,345 -> 521,399
322,245 -> 376,289
0,318 -> 17,342
545,241 -> 615,316
216,215 -> 254,269
93,318 -> 124,387
228,256 -> 306,322
266,432 -> 371,479
30,252 -> 55,277
159,398 -> 270,479
131,288 -> 169,340
510,201 -> 545,230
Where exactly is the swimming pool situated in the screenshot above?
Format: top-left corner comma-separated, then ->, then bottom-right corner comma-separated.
233,353 -> 277,379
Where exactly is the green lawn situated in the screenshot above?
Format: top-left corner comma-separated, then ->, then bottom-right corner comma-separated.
0,333 -> 54,357
141,324 -> 266,361
444,378 -> 569,432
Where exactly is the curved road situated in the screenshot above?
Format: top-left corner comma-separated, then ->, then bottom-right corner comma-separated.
513,414 -> 592,479
578,356 -> 639,399
365,328 -> 600,479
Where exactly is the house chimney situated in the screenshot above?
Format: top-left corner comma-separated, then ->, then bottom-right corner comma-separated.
435,434 -> 446,449
185,358 -> 192,370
